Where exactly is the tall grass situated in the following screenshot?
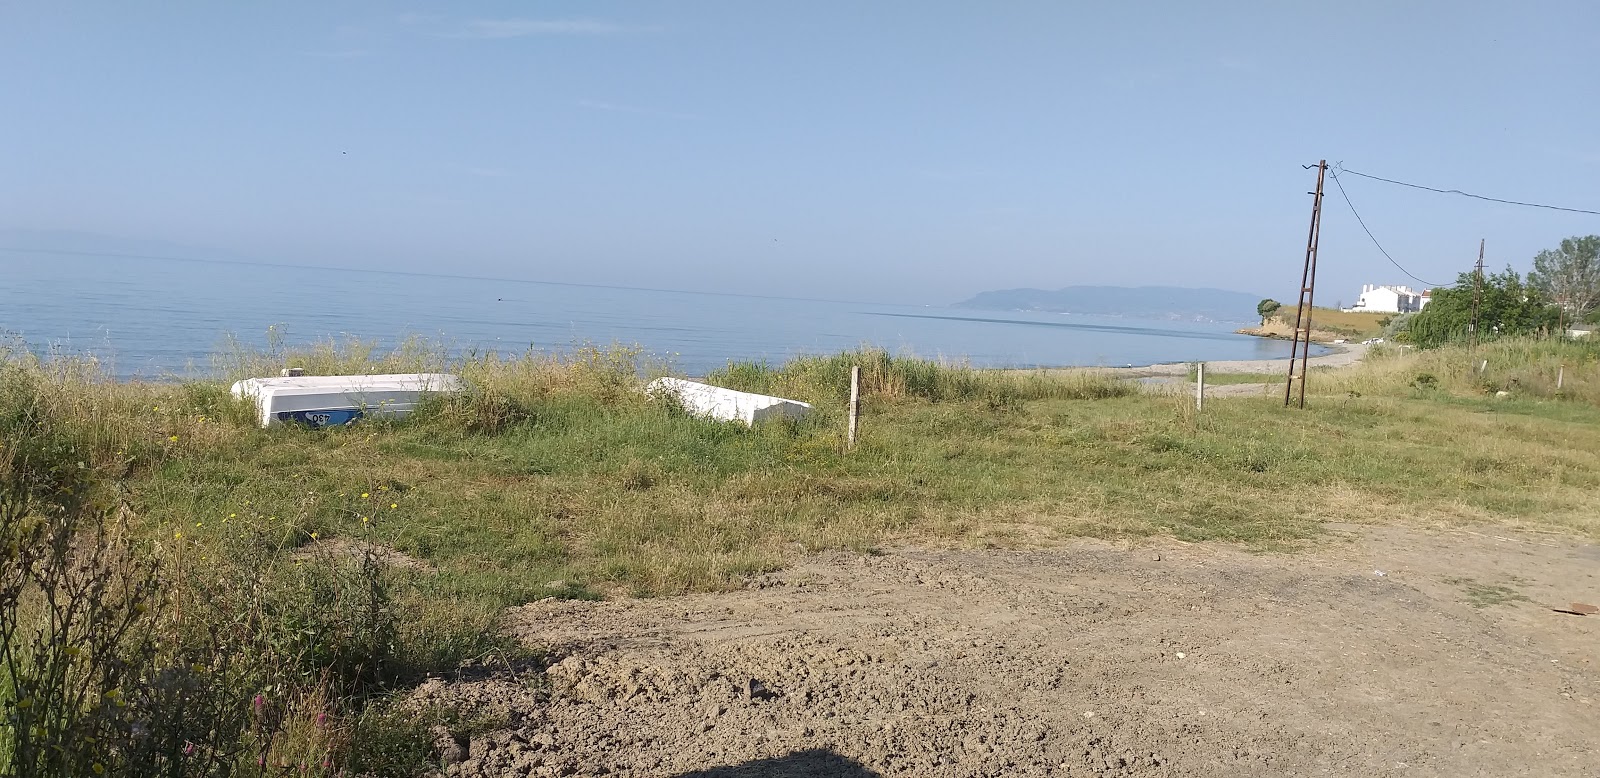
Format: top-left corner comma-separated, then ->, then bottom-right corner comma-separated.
5,333 -> 1600,775
707,348 -> 1134,407
1313,338 -> 1600,403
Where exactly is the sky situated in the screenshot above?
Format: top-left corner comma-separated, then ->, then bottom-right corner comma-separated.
2,1 -> 1598,306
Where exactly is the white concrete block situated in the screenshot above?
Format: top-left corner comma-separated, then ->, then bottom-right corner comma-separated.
647,377 -> 812,426
230,373 -> 463,428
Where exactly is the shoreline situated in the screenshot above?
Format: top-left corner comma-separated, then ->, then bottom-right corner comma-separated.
1031,342 -> 1368,378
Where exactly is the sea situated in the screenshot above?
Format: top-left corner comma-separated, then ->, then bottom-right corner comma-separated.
0,251 -> 1319,380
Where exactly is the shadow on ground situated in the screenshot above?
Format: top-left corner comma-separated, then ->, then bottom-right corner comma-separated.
671,749 -> 881,778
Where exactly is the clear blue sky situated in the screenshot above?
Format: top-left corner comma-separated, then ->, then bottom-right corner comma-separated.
3,1 -> 1597,305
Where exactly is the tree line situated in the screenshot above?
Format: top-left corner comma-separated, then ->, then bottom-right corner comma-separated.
1257,235 -> 1599,348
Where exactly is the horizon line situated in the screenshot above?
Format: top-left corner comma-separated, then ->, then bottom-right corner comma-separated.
0,245 -> 896,309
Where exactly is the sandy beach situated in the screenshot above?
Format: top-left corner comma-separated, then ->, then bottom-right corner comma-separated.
1079,341 -> 1370,378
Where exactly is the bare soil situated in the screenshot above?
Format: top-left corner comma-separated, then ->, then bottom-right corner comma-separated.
414,524 -> 1599,777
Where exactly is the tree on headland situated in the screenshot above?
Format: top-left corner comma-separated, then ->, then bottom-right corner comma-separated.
1256,298 -> 1282,322
1401,266 -> 1559,348
1528,235 -> 1600,323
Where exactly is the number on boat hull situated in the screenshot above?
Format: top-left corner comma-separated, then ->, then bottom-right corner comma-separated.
276,409 -> 364,427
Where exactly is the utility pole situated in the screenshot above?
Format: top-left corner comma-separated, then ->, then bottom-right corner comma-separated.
1285,160 -> 1327,408
1468,239 -> 1485,350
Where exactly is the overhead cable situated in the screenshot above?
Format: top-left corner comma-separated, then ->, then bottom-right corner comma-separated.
1333,165 -> 1600,216
1327,170 -> 1449,289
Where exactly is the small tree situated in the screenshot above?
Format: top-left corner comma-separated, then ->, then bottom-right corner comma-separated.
1256,298 -> 1282,322
1528,235 -> 1600,322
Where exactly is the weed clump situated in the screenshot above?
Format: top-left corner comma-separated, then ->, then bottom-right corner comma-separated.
707,348 -> 1134,406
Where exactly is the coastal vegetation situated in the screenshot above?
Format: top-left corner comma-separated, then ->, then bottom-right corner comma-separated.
1354,234 -> 1599,348
1528,235 -> 1600,322
1239,306 -> 1388,341
4,335 -> 1600,775
1403,267 -> 1561,348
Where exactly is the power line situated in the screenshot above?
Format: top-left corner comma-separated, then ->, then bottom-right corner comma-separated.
1327,170 -> 1448,288
1333,165 -> 1600,216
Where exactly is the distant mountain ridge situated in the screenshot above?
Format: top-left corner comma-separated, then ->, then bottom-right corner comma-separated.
956,285 -> 1264,323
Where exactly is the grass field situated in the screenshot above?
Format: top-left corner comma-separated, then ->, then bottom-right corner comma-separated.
1294,306 -> 1392,337
5,335 -> 1599,774
1250,307 -> 1391,341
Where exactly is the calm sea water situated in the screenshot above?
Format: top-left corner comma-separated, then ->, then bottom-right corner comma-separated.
1,251 -> 1318,379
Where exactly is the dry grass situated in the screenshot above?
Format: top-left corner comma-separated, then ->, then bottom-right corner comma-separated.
1246,307 -> 1391,341
1295,307 -> 1393,336
8,333 -> 1598,774
1313,340 -> 1600,404
5,335 -> 1600,602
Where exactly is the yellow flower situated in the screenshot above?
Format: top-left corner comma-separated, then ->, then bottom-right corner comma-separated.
389,503 -> 397,509
153,406 -> 160,411
169,435 -> 179,442
378,485 -> 388,491
229,513 -> 236,518
174,531 -> 183,540
361,492 -> 370,499
195,522 -> 203,528
310,531 -> 319,540
361,516 -> 369,523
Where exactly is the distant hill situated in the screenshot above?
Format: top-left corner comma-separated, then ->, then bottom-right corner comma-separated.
956,285 -> 1265,323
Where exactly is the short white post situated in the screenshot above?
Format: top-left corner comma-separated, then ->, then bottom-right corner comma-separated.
1557,364 -> 1565,390
847,365 -> 861,449
1195,362 -> 1205,411
1480,359 -> 1488,374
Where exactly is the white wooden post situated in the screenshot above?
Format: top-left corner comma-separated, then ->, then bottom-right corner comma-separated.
1557,364 -> 1565,390
847,365 -> 861,449
1195,362 -> 1205,411
1480,359 -> 1488,374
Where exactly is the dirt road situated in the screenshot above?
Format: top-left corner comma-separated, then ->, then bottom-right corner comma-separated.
416,524 -> 1599,777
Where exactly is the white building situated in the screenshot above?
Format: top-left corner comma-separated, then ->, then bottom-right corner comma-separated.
1345,284 -> 1429,314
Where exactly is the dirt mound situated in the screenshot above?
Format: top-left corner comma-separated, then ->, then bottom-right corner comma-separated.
413,526 -> 1599,777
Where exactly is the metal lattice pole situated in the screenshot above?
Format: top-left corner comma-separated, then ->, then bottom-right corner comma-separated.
1285,161 -> 1327,408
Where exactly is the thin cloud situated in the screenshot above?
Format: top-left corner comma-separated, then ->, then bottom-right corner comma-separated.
449,18 -> 633,39
578,99 -> 699,120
